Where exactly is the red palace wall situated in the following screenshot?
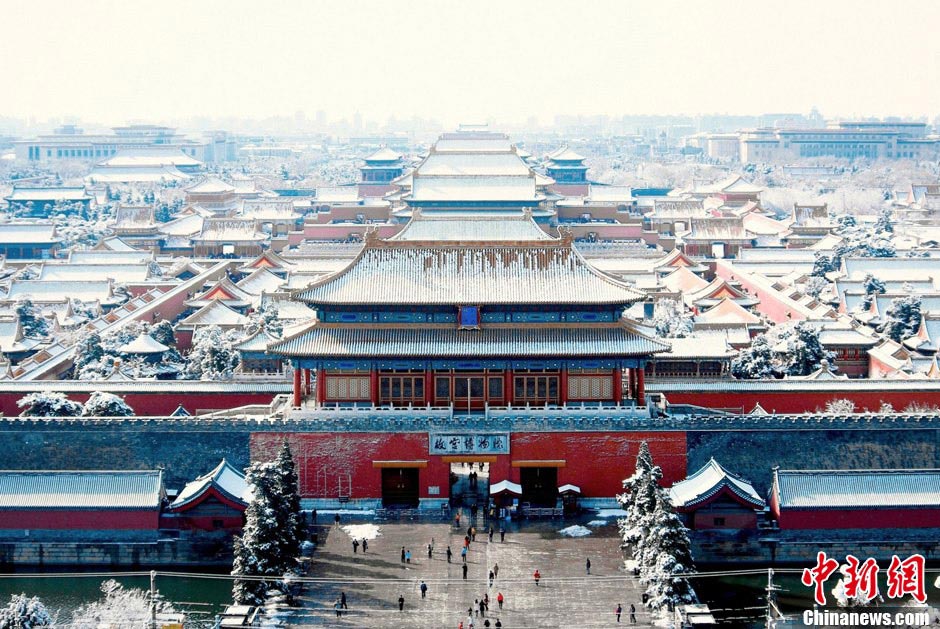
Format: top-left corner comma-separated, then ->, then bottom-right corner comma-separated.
0,509 -> 159,530
0,391 -> 277,417
657,389 -> 940,414
776,508 -> 940,530
251,431 -> 687,500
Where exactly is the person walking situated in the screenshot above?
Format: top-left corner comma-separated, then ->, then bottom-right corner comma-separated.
340,591 -> 347,610
488,526 -> 494,542
428,542 -> 433,559
615,603 -> 621,623
479,598 -> 486,617
420,580 -> 428,599
455,511 -> 461,528
352,538 -> 359,553
464,535 -> 471,550
484,620 -> 490,628
398,594 -> 405,611
401,546 -> 406,563
493,563 -> 499,579
488,569 -> 495,587
474,599 -> 480,617
447,545 -> 453,563
533,569 -> 541,586
499,526 -> 505,542
497,592 -> 504,610
461,546 -> 468,563
462,563 -> 468,579
471,526 -> 477,541
586,558 -> 591,575
362,538 -> 368,552
630,603 -> 637,624
494,619 -> 501,628
334,513 -> 341,527
334,599 -> 342,617
405,549 -> 412,563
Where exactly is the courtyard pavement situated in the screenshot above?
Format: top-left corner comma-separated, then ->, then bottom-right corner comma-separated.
291,512 -> 653,628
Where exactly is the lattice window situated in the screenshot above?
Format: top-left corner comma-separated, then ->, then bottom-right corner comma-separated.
325,376 -> 370,400
568,375 -> 613,400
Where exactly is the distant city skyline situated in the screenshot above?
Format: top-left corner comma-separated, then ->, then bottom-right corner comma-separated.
1,0 -> 939,128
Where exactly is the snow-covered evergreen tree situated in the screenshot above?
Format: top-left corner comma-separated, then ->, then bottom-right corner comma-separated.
618,442 -> 662,561
184,325 -> 240,380
81,391 -> 134,417
651,299 -> 693,339
0,594 -> 53,628
272,441 -> 304,561
232,458 -> 301,605
15,300 -> 47,339
247,302 -> 283,339
784,321 -> 832,376
880,291 -> 922,342
803,276 -> 829,300
17,392 -> 82,417
730,335 -> 778,379
73,332 -> 104,373
824,398 -> 856,413
149,320 -> 176,347
639,497 -> 697,612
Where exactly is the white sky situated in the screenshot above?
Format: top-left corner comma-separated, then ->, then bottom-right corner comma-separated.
1,0 -> 939,126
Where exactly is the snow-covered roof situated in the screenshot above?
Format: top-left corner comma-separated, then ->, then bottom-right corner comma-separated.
546,146 -> 586,162
177,301 -> 249,328
238,198 -> 297,220
662,266 -> 710,294
696,298 -> 761,325
558,484 -> 581,494
192,219 -> 265,242
0,224 -> 60,245
668,458 -> 764,510
6,280 -> 113,304
389,212 -> 553,242
489,480 -> 522,495
237,267 -> 286,295
416,152 -> 532,177
0,470 -> 163,509
774,469 -> 940,509
117,333 -> 170,354
186,176 -> 235,194
94,236 -> 138,252
169,459 -> 249,511
694,175 -> 763,195
364,147 -> 402,162
314,187 -> 361,203
409,175 -> 540,202
69,250 -> 152,265
86,165 -> 191,183
657,332 -> 735,359
434,138 -> 513,153
158,213 -> 204,236
293,239 -> 647,306
5,186 -> 92,202
235,329 -> 277,352
270,321 -> 668,358
97,148 -> 202,168
38,263 -> 151,284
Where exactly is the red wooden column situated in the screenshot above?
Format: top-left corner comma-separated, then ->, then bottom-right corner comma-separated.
560,366 -> 568,406
613,367 -> 623,404
636,367 -> 646,406
303,368 -> 311,395
424,369 -> 433,406
292,367 -> 302,408
504,369 -> 513,406
370,369 -> 379,406
316,369 -> 326,405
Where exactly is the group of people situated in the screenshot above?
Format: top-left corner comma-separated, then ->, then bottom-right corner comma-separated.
614,602 -> 638,623
460,591 -> 503,629
350,537 -> 368,553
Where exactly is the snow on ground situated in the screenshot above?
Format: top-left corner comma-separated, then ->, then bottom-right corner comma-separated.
593,508 -> 628,518
586,520 -> 609,527
342,523 -> 382,540
558,525 -> 592,537
310,509 -> 376,515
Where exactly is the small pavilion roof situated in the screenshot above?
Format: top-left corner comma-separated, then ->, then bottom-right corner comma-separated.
546,146 -> 586,163
236,267 -> 286,296
668,458 -> 765,510
186,276 -> 255,308
169,459 -> 249,511
364,147 -> 403,162
117,333 -> 170,355
186,176 -> 235,194
490,480 -> 522,495
696,298 -> 762,325
662,266 -> 710,294
178,301 -> 249,328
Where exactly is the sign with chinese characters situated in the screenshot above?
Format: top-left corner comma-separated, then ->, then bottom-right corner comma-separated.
801,551 -> 926,605
429,433 -> 510,455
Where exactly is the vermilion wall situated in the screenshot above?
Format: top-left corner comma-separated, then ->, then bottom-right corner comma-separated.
657,389 -> 940,414
0,391 -> 276,416
777,508 -> 940,530
0,509 -> 159,530
250,431 -> 687,500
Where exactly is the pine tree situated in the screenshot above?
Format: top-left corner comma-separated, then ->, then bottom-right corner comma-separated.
149,320 -> 177,347
651,300 -> 693,339
730,335 -> 778,379
784,321 -> 832,376
16,392 -> 82,417
185,326 -> 240,380
81,391 -> 134,417
232,459 -> 300,605
618,442 -> 662,561
74,332 -> 104,372
0,593 -> 53,628
639,495 -> 697,612
880,291 -> 922,342
273,441 -> 304,561
15,300 -> 47,339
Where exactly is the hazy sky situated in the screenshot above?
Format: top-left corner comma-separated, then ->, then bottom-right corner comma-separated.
2,0 -> 939,127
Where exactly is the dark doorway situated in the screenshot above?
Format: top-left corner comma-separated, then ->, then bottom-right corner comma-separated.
520,467 -> 558,507
381,468 -> 419,508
